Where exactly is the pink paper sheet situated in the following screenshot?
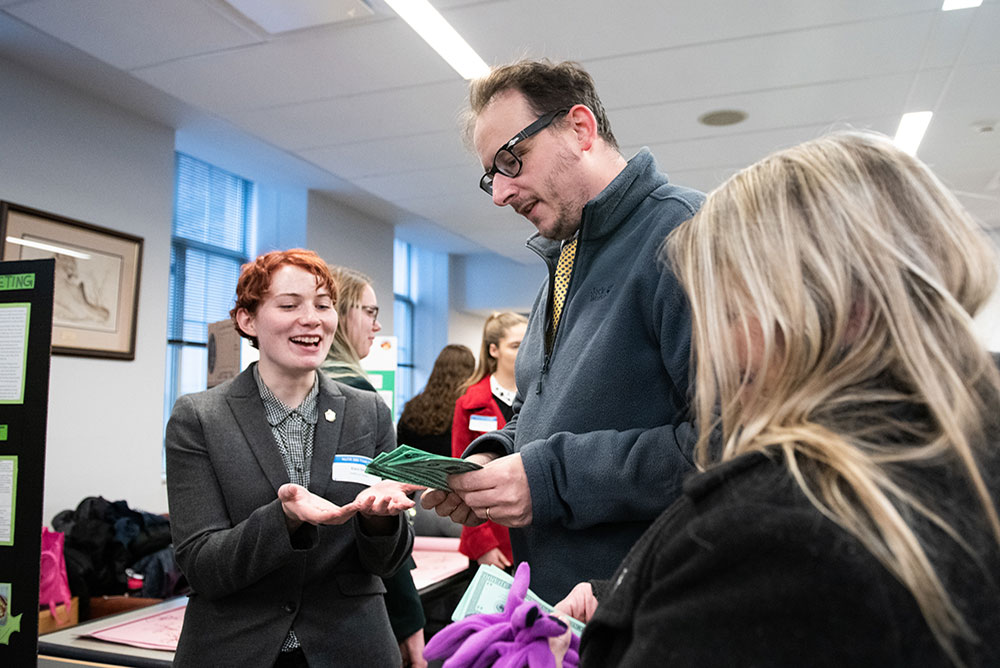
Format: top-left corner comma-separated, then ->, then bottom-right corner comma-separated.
85,603 -> 186,651
411,536 -> 471,590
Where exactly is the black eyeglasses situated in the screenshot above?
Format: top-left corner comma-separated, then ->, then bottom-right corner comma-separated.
479,108 -> 570,195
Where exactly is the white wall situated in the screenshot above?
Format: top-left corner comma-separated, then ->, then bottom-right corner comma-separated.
450,253 -> 545,314
446,253 -> 542,361
307,191 -> 395,334
447,310 -> 488,365
0,58 -> 174,522
255,184 -> 309,253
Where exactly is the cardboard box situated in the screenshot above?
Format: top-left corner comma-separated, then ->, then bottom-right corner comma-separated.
207,319 -> 242,388
38,596 -> 78,634
88,595 -> 162,621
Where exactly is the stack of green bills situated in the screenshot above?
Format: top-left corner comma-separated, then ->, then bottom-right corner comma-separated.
365,445 -> 482,492
451,564 -> 586,637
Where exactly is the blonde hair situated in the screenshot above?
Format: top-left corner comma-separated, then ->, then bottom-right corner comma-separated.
324,265 -> 374,381
459,311 -> 528,394
666,131 -> 1000,664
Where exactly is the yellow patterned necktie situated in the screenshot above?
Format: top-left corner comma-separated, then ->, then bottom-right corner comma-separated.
551,237 -> 578,335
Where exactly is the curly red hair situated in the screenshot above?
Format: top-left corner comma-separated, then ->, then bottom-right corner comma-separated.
229,249 -> 336,347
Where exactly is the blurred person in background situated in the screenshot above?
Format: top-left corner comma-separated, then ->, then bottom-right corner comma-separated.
397,344 -> 476,458
321,265 -> 427,668
451,312 -> 527,569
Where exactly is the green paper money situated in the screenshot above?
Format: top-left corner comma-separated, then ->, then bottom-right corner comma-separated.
365,445 -> 482,492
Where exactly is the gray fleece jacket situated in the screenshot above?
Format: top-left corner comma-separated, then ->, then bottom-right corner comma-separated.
466,148 -> 704,602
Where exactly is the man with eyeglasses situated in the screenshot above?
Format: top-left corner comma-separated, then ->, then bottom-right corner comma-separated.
422,59 -> 704,602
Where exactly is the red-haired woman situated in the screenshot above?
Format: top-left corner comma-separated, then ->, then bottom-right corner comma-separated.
166,249 -> 414,668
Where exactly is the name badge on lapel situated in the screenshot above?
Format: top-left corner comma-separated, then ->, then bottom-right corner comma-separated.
332,454 -> 381,486
469,415 -> 499,432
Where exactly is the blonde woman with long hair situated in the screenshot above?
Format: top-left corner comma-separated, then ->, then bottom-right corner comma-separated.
555,132 -> 1000,666
452,312 -> 527,569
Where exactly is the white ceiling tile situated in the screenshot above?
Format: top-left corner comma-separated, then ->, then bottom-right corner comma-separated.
585,13 -> 935,110
957,2 -> 1000,65
228,79 -> 470,149
611,73 -> 915,149
300,130 -> 473,179
637,117 -> 894,176
902,68 -> 952,111
920,8 -> 978,68
935,62 -> 1000,111
6,0 -> 261,69
133,17 -> 458,112
354,162 -> 475,202
463,0 -> 943,68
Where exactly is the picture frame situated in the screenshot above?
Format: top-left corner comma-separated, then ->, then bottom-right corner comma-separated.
0,202 -> 143,360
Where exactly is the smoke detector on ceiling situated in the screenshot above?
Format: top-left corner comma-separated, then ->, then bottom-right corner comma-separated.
223,0 -> 374,34
698,109 -> 748,127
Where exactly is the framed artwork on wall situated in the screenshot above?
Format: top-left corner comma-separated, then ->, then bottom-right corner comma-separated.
0,201 -> 143,360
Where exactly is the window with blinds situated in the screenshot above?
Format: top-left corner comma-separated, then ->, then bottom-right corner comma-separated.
164,153 -> 253,417
393,239 -> 415,412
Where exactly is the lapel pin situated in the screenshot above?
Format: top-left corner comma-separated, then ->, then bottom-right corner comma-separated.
325,409 -> 336,422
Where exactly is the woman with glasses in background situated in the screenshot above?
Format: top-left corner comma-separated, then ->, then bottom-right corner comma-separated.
322,265 -> 428,668
323,266 -> 384,389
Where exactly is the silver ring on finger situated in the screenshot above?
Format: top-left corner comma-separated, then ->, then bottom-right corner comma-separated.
485,507 -> 492,521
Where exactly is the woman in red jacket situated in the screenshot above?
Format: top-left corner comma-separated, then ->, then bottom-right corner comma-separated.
451,311 -> 527,569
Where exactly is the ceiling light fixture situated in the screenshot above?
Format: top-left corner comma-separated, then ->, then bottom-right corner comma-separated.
384,0 -> 489,80
941,0 -> 982,10
223,0 -> 373,34
893,111 -> 933,156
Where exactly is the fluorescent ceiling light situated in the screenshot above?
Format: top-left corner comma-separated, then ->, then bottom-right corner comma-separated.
385,0 -> 489,80
893,111 -> 933,156
941,0 -> 982,10
6,236 -> 90,259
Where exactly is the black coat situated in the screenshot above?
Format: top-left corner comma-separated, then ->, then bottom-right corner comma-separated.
580,450 -> 1000,667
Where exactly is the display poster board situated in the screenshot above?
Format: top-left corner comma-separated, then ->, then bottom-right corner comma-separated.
0,259 -> 55,667
361,335 -> 397,416
206,319 -> 241,389
205,319 -> 258,389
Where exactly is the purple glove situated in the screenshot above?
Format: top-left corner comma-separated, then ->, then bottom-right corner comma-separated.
424,563 -> 580,668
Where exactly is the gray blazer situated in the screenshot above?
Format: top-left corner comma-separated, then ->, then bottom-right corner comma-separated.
165,365 -> 411,667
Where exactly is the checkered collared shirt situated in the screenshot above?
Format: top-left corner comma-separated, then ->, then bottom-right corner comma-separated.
253,365 -> 319,487
252,365 -> 320,652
